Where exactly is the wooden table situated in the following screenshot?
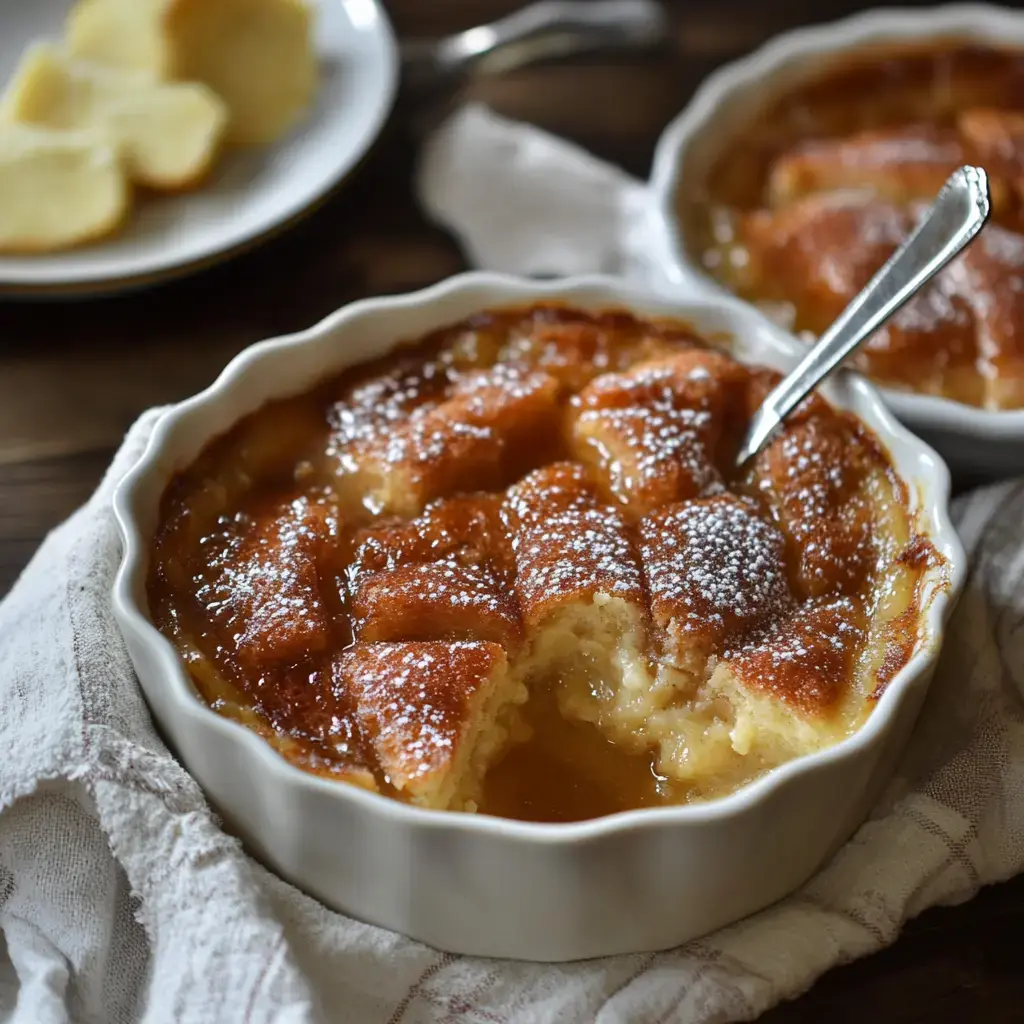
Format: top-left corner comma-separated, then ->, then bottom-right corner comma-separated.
2,1 -> 1023,1019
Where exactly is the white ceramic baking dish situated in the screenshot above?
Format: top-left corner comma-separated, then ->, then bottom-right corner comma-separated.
112,272 -> 964,961
647,3 -> 1024,479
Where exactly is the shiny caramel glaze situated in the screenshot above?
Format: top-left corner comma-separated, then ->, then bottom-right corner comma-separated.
681,43 -> 1024,409
147,303 -> 940,821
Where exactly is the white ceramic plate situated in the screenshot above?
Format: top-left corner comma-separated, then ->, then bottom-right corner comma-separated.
113,272 -> 964,960
0,0 -> 399,296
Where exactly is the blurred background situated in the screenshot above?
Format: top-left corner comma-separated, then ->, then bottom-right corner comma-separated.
0,0 -> 1019,593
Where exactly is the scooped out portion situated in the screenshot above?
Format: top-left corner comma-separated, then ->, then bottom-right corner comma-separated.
148,303 -> 942,821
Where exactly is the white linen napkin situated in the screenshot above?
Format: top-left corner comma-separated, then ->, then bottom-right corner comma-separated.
3,104 -> 1024,1022
418,104 -> 674,286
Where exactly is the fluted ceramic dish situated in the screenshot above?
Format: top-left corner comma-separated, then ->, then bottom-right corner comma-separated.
112,272 -> 964,961
647,3 -> 1024,478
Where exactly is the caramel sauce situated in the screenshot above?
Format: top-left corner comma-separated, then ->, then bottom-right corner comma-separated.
147,303 -> 938,821
482,687 -> 679,823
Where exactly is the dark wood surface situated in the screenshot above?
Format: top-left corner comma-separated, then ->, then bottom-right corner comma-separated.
2,2 -> 1023,1019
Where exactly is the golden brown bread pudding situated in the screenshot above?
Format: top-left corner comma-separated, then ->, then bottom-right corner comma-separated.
683,43 -> 1024,410
147,304 -> 939,822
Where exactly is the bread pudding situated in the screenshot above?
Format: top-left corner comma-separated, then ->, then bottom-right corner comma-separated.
147,303 -> 940,822
682,43 -> 1024,410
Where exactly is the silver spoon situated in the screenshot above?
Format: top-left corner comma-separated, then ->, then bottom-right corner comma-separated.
401,1 -> 669,87
735,165 -> 991,468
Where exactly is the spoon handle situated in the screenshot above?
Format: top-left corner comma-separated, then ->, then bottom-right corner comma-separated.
403,1 -> 668,80
736,165 -> 991,467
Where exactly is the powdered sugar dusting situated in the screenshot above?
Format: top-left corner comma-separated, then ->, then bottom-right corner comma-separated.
352,557 -> 520,648
197,495 -> 332,667
726,598 -> 865,712
576,406 -> 722,505
505,464 -> 643,621
328,357 -> 449,450
641,495 -> 791,640
883,277 -> 970,337
810,197 -> 909,296
756,420 -> 872,598
571,355 -> 740,512
371,364 -> 556,470
351,494 -> 513,584
341,641 -> 502,784
768,426 -> 846,517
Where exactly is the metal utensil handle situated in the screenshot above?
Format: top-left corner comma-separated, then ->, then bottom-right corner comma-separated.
764,165 -> 991,426
430,0 -> 668,76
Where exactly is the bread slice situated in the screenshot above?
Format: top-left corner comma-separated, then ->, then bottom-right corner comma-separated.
336,641 -> 527,811
3,42 -> 226,189
337,365 -> 561,519
503,463 -> 654,744
66,0 -> 317,146
0,123 -> 128,252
